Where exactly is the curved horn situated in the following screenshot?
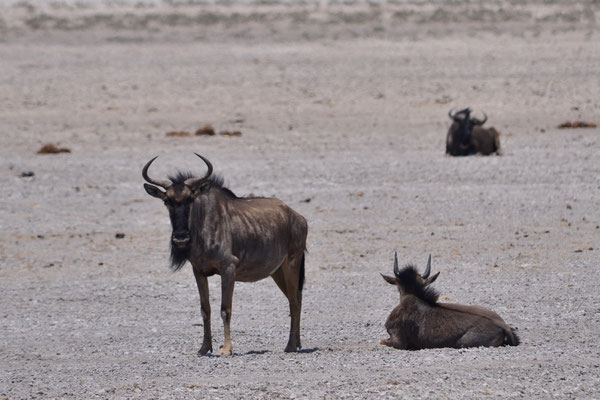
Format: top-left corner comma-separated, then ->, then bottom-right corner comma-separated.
481,112 -> 487,125
473,111 -> 488,126
393,251 -> 400,276
449,107 -> 471,121
448,107 -> 462,120
142,156 -> 172,189
184,153 -> 214,187
422,254 -> 432,279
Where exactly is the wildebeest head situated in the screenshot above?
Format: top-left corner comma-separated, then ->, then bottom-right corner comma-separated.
142,153 -> 213,268
381,253 -> 440,305
448,107 -> 488,146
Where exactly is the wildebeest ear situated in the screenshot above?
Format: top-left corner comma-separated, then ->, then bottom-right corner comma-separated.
425,271 -> 440,285
380,273 -> 397,285
144,183 -> 166,200
191,182 -> 210,197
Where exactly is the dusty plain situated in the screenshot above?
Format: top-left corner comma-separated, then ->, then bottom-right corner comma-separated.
1,1 -> 600,398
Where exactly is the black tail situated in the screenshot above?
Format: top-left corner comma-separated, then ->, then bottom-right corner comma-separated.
298,252 -> 305,292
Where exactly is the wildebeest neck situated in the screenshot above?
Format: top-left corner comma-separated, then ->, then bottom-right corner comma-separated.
396,265 -> 440,306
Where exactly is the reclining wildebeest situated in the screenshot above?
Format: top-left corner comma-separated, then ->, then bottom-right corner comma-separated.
381,253 -> 519,350
142,153 -> 308,355
446,107 -> 501,156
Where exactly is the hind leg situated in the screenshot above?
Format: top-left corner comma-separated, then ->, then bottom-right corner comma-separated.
219,262 -> 236,356
456,327 -> 504,348
271,255 -> 302,352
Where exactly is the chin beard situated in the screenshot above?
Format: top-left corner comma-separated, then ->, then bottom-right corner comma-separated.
169,242 -> 189,272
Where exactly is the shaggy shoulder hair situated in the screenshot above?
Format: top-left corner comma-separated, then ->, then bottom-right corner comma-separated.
168,171 -> 238,198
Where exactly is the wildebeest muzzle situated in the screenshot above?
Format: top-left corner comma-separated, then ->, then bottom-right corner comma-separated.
171,231 -> 191,248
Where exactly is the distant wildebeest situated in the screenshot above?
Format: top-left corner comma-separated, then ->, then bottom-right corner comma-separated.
380,253 -> 519,350
142,153 -> 308,355
446,107 -> 501,156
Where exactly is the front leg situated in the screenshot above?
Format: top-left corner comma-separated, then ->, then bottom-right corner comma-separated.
380,332 -> 408,350
220,263 -> 236,356
193,268 -> 213,355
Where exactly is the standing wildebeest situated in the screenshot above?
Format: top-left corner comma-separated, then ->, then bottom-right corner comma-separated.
380,253 -> 519,350
142,153 -> 308,355
446,107 -> 501,156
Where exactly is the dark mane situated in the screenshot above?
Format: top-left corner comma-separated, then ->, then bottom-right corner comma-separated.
396,265 -> 439,306
169,242 -> 188,272
168,171 -> 238,198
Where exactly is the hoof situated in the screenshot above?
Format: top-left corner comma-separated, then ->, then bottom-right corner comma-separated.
284,343 -> 300,353
220,344 -> 233,356
198,344 -> 213,356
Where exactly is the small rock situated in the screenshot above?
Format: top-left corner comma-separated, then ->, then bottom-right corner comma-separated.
558,121 -> 597,129
115,233 -> 125,239
166,131 -> 191,137
219,130 -> 242,137
37,144 -> 71,154
195,124 -> 216,136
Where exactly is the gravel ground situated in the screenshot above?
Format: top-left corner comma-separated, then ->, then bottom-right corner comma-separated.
1,1 -> 600,398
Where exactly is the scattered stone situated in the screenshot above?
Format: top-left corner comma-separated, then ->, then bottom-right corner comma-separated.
115,233 -> 125,239
20,171 -> 35,177
195,124 -> 216,136
219,130 -> 242,137
37,144 -> 71,154
558,121 -> 597,129
166,131 -> 191,137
